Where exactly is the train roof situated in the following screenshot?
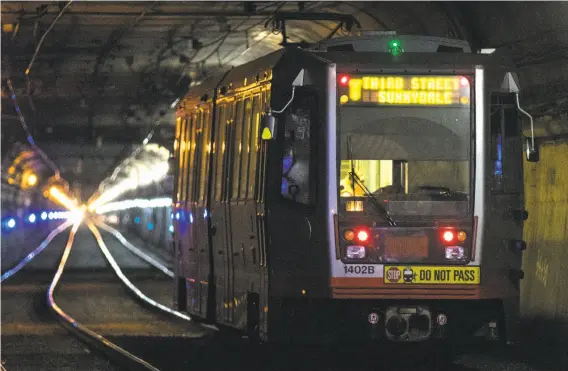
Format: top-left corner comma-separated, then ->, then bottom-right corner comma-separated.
179,47 -> 516,109
180,49 -> 285,108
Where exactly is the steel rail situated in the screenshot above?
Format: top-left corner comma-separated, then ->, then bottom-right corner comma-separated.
95,221 -> 174,277
1,221 -> 73,282
86,221 -> 197,325
91,221 -> 219,333
46,222 -> 161,371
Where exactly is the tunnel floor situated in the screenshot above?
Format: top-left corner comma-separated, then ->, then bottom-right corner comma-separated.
1,224 -> 566,371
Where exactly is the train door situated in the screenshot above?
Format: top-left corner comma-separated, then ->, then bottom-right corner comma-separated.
227,93 -> 265,330
267,86 -> 320,295
257,90 -> 270,341
223,99 -> 243,326
210,103 -> 234,325
489,91 -> 525,340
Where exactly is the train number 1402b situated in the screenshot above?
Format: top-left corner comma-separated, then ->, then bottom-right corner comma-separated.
343,265 -> 375,275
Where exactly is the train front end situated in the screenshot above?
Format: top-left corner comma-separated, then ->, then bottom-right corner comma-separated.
329,69 -> 499,344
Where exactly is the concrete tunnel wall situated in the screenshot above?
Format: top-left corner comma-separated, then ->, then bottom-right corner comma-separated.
521,140 -> 568,346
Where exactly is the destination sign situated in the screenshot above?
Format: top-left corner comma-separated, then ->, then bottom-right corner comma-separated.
339,75 -> 471,106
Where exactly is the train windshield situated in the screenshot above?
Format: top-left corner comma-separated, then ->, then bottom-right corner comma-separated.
338,103 -> 472,217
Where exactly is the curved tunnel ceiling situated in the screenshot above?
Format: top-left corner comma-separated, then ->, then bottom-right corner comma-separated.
1,1 -> 567,145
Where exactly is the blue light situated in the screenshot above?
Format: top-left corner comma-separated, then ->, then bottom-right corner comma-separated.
189,213 -> 194,224
169,225 -> 174,233
41,212 -> 48,220
494,134 -> 503,176
175,212 -> 180,220
7,218 -> 16,229
147,223 -> 154,231
203,209 -> 208,218
48,212 -> 54,220
28,214 -> 36,223
134,217 -> 141,224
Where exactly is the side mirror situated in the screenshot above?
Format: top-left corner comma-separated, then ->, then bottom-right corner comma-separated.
525,138 -> 539,162
261,112 -> 277,141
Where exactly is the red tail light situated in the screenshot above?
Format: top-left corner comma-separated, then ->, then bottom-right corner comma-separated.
440,230 -> 456,244
355,227 -> 370,244
339,74 -> 350,86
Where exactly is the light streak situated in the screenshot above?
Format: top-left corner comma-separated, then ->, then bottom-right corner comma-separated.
95,197 -> 172,214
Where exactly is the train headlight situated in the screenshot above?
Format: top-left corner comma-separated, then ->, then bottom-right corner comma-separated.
346,245 -> 366,259
445,246 -> 465,261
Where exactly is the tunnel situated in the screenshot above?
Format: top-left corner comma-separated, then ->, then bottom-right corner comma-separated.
1,2 -> 567,370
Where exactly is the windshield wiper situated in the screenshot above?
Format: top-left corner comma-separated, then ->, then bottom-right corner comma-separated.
347,136 -> 396,226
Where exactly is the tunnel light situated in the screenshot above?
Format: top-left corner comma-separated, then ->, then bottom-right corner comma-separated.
106,215 -> 119,224
41,212 -> 48,220
169,225 -> 174,233
479,48 -> 496,54
48,212 -> 54,220
28,214 -> 36,223
26,174 -> 38,187
7,218 -> 16,229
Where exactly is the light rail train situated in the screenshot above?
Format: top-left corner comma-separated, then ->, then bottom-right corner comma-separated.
171,32 -> 539,347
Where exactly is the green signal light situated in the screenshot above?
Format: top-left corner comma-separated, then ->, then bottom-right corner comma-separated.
388,39 -> 402,56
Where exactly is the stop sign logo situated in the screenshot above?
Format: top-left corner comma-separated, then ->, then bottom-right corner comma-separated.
386,267 -> 401,283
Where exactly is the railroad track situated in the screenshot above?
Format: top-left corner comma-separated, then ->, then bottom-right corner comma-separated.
1,218 -> 210,371
2,218 -> 554,371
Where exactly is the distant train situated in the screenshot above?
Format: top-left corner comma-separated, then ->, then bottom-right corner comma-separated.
171,32 -> 539,347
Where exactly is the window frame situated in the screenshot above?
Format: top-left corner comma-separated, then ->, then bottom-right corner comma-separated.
279,87 -> 319,207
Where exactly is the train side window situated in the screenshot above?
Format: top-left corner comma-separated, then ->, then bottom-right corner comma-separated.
176,117 -> 184,202
490,100 -> 503,190
192,110 -> 203,202
231,100 -> 244,199
490,93 -> 522,192
248,95 -> 261,200
256,90 -> 269,203
199,110 -> 211,202
174,117 -> 183,202
239,97 -> 253,200
187,112 -> 199,202
222,103 -> 235,201
180,116 -> 191,202
214,105 -> 226,201
280,88 -> 317,205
